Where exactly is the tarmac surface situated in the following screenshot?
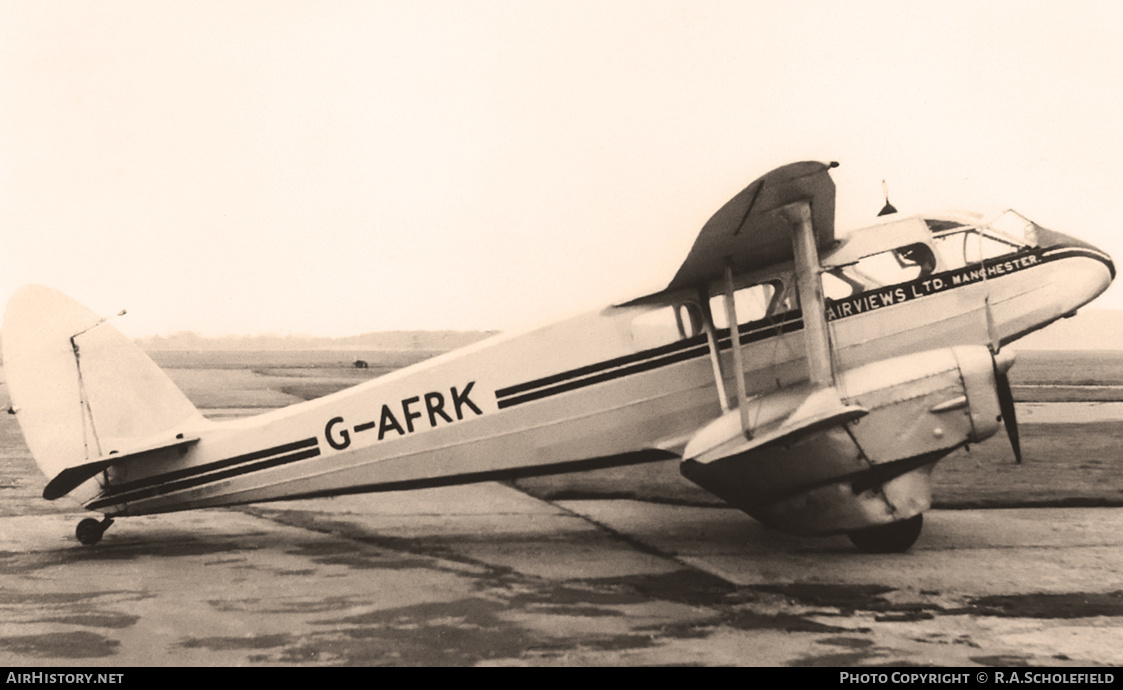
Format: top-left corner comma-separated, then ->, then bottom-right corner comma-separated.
2,482 -> 1123,667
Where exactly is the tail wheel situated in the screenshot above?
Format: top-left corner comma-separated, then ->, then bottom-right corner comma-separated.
847,514 -> 923,553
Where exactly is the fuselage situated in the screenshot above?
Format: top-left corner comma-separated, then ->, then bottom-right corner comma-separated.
83,211 -> 1114,517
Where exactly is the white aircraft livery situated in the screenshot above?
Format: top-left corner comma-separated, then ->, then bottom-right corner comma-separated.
3,160 -> 1114,552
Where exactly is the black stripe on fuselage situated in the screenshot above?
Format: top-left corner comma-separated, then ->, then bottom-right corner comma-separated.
495,245 -> 1088,409
1041,247 -> 1116,278
495,329 -> 717,398
86,437 -> 320,511
495,315 -> 803,409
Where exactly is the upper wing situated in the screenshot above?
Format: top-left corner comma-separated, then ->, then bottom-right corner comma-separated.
668,160 -> 837,291
625,160 -> 837,306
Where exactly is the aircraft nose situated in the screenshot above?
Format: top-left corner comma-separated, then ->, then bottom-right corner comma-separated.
1034,226 -> 1115,305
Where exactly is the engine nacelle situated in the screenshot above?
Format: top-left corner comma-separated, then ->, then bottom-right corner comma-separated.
681,345 -> 1010,536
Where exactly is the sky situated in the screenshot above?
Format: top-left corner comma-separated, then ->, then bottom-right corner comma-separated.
3,0 -> 1123,338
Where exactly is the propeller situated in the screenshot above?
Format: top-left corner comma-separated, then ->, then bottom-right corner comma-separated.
988,303 -> 1023,464
993,359 -> 1023,464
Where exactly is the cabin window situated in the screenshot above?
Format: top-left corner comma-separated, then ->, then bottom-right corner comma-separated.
631,302 -> 703,349
932,230 -> 1020,270
821,243 -> 936,300
708,281 -> 785,329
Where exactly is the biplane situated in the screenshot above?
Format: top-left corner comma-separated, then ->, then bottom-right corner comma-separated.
3,161 -> 1114,551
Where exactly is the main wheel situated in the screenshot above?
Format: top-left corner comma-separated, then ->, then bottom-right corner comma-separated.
76,518 -> 105,545
847,514 -> 923,553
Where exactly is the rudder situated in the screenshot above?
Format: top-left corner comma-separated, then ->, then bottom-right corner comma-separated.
3,285 -> 207,502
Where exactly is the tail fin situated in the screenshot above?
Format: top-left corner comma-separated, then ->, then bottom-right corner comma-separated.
3,285 -> 206,501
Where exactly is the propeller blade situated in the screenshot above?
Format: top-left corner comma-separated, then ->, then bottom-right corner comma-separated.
995,368 -> 1023,464
984,294 -> 1001,354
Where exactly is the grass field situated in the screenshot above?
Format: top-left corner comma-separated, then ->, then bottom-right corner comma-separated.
2,348 -> 1121,512
1010,349 -> 1123,402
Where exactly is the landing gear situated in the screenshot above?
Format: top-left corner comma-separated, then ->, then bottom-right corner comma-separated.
76,517 -> 114,546
847,514 -> 923,554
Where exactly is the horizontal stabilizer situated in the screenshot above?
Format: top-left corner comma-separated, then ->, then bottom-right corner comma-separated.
685,386 -> 867,465
42,434 -> 200,501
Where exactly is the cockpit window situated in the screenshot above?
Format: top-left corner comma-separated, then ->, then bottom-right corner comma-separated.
984,210 -> 1040,247
925,219 -> 967,233
897,243 -> 937,276
822,243 -> 936,300
932,230 -> 1021,270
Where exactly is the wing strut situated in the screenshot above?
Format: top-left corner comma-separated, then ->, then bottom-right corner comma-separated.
699,289 -> 731,414
722,261 -> 753,438
780,200 -> 834,388
672,162 -> 840,440
696,200 -> 835,439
